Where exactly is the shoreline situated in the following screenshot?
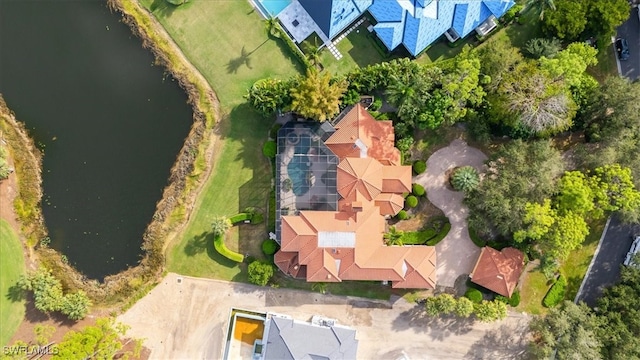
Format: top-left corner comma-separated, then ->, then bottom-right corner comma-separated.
0,0 -> 222,307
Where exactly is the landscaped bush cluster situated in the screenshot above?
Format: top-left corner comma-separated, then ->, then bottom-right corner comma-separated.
388,216 -> 450,246
465,288 -> 483,303
509,290 -> 521,307
405,195 -> 418,208
262,140 -> 277,159
18,267 -> 91,320
412,183 -> 425,197
261,239 -> 279,256
412,160 -> 427,175
396,210 -> 408,220
424,293 -> 507,321
543,275 -> 567,308
248,260 -> 274,286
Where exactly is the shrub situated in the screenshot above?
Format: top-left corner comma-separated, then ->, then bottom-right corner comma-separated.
465,288 -> 483,303
213,234 -> 244,262
412,183 -> 426,197
474,300 -> 508,322
229,213 -> 251,224
435,293 -> 457,315
524,38 -> 562,59
248,261 -> 274,286
455,297 -> 475,318
424,297 -> 439,316
451,166 -> 480,193
543,275 -> 567,308
261,239 -> 279,256
468,226 -> 487,247
425,222 -> 451,246
502,3 -> 522,23
262,141 -> 277,158
342,89 -> 360,106
396,210 -> 408,220
60,291 -> 92,321
413,160 -> 427,175
370,98 -> 383,111
405,195 -> 418,208
509,290 -> 521,307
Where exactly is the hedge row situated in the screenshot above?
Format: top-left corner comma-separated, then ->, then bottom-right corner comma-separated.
468,226 -> 487,247
425,222 -> 451,246
229,210 -> 264,225
275,23 -> 311,69
543,275 -> 566,308
229,213 -> 251,224
213,234 -> 244,262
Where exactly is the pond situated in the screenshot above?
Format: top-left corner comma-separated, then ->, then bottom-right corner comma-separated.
0,0 -> 193,280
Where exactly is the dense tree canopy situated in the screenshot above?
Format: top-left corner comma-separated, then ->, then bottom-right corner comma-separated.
542,0 -> 588,40
529,301 -> 602,359
248,261 -> 274,286
466,140 -> 564,238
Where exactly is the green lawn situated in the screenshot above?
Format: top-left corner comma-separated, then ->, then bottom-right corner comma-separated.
319,23 -> 390,75
561,218 -> 606,301
416,38 -> 472,65
518,219 -> 607,315
0,219 -> 26,347
139,0 -> 301,279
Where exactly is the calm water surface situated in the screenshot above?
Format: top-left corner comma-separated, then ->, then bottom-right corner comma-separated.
0,0 -> 192,279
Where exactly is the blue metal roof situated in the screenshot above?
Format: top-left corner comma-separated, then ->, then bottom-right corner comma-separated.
368,0 -> 514,56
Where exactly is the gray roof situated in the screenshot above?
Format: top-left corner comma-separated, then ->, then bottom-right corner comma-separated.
263,317 -> 358,360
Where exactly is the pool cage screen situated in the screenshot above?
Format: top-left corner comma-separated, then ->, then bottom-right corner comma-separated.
275,122 -> 339,243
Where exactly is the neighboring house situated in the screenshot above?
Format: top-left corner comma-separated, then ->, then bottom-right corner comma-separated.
262,315 -> 358,359
276,0 -> 514,56
274,104 -> 437,288
469,247 -> 524,297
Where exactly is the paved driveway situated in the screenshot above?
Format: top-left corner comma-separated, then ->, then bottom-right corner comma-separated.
118,273 -> 531,359
413,139 -> 488,288
576,217 -> 640,307
616,7 -> 640,80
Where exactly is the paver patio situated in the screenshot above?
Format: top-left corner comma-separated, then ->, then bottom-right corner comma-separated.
414,139 -> 488,288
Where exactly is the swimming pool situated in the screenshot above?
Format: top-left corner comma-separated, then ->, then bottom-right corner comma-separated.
256,0 -> 291,17
287,157 -> 311,196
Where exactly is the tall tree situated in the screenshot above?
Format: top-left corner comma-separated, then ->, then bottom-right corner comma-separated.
466,140 -> 564,237
589,164 -> 640,218
596,266 -> 640,358
529,301 -> 602,359
542,0 -> 587,40
586,0 -> 631,38
290,69 -> 346,122
524,0 -> 556,20
539,42 -> 598,89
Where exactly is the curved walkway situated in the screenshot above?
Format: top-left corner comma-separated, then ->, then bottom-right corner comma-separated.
414,139 -> 488,288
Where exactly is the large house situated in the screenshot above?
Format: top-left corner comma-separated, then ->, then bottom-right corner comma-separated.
275,0 -> 515,56
274,104 -> 437,288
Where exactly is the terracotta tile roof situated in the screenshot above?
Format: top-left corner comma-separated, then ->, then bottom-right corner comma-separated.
325,104 -> 400,165
337,158 -> 383,201
374,193 -> 405,216
470,247 -> 524,297
382,166 -> 412,194
275,105 -> 437,289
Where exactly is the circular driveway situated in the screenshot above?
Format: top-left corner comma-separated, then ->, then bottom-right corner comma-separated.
414,139 -> 488,288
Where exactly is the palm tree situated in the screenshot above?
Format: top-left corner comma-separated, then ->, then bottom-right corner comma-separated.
211,216 -> 231,236
384,226 -> 404,246
385,74 -> 416,108
451,166 -> 480,193
264,17 -> 280,38
524,0 -> 556,20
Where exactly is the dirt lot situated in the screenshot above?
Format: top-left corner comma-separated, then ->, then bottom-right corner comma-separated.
118,273 -> 531,359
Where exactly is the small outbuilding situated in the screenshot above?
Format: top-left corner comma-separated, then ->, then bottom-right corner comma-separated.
469,247 -> 524,297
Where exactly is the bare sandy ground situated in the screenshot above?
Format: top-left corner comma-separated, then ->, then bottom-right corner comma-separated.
118,273 -> 530,360
414,139 -> 488,288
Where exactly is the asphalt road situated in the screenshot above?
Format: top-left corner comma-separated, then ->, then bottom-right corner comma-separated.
576,217 -> 640,307
616,7 -> 640,80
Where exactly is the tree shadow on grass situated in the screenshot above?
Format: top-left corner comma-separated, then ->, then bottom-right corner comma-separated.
6,283 -> 26,303
392,304 -> 475,340
183,231 -> 240,269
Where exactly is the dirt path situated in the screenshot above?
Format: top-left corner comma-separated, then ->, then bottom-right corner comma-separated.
118,273 -> 531,359
414,139 -> 488,288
